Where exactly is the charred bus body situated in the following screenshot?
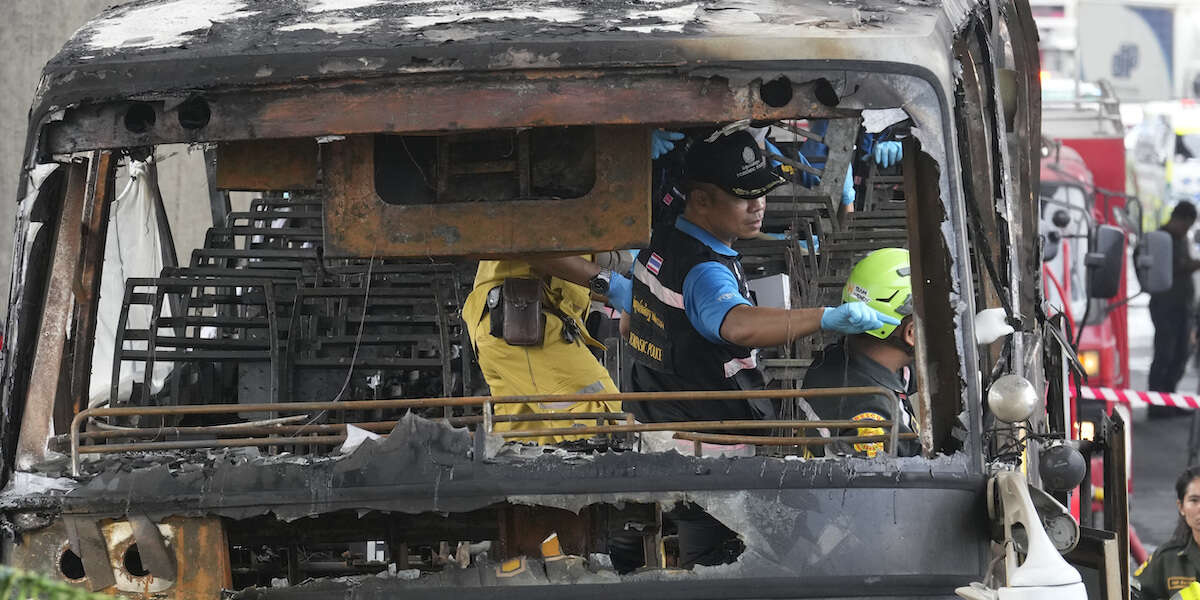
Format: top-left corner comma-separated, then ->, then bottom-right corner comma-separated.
0,0 -> 1128,598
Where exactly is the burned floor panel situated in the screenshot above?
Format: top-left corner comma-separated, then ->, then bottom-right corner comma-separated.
230,571 -> 978,600
4,416 -> 986,593
47,415 -> 981,521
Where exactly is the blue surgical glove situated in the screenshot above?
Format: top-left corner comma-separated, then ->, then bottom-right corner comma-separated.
651,129 -> 685,160
872,141 -> 903,168
607,272 -> 633,314
841,163 -> 856,206
820,302 -> 900,334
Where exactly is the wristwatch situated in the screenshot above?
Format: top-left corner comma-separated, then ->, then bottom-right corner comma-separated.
588,267 -> 613,295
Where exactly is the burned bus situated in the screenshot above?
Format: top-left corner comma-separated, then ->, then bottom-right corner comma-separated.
0,0 -> 1144,598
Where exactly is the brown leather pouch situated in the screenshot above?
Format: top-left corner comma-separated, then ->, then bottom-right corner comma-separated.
501,278 -> 545,346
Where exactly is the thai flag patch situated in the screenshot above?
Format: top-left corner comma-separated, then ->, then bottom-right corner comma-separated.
646,253 -> 664,275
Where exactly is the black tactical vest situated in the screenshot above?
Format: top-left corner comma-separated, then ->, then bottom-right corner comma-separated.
625,225 -> 767,423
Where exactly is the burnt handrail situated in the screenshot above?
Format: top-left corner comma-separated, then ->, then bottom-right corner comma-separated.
70,412 -> 636,442
69,386 -> 901,475
674,431 -> 918,448
493,419 -> 893,438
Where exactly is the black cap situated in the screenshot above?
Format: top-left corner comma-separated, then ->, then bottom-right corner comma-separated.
684,129 -> 787,200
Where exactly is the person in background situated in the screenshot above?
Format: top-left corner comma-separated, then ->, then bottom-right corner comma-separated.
1149,202 -> 1200,399
802,248 -> 920,458
776,120 -> 904,216
1135,465 -> 1200,600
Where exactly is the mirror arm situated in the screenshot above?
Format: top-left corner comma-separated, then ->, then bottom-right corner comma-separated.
1088,292 -> 1145,323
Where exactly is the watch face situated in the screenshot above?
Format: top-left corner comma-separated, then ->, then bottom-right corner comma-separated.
590,271 -> 610,294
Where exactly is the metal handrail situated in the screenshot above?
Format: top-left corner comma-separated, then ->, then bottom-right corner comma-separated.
495,419 -> 894,439
674,431 -> 918,448
69,386 -> 902,475
69,412 -> 635,443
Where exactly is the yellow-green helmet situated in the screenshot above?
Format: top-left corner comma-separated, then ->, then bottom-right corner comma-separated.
842,248 -> 913,339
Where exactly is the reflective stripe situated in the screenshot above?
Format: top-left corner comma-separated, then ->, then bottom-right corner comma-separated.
1174,581 -> 1200,600
540,380 -> 607,409
634,262 -> 684,309
722,349 -> 758,377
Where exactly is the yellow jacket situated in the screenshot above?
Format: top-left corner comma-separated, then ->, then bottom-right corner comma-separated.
463,259 -> 620,444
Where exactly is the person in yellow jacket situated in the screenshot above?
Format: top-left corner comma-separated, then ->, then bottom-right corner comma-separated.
462,256 -> 633,444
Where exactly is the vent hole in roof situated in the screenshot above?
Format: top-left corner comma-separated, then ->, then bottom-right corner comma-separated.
812,78 -> 840,107
59,548 -> 86,580
124,103 -> 157,134
178,97 -> 211,130
760,77 -> 793,108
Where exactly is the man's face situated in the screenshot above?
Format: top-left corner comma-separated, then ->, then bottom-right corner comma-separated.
705,187 -> 766,241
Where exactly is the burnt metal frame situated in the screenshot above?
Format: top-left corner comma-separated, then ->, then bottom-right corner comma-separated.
14,159 -> 90,470
323,127 -> 651,258
8,57 -> 992,485
70,153 -> 118,418
111,276 -> 290,406
41,72 -> 851,156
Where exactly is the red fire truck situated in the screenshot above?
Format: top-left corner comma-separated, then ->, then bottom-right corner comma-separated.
1041,81 -> 1133,392
1041,80 -> 1156,563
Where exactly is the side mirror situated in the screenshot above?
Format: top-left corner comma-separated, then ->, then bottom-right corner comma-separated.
1135,229 -> 1174,294
1085,225 -> 1125,299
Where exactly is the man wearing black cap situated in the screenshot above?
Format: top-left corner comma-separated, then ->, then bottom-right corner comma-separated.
620,127 -> 896,568
624,128 -> 895,425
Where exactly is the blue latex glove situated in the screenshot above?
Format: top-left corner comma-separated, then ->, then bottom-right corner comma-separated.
607,272 -> 633,314
841,163 -> 856,206
651,129 -> 685,159
820,302 -> 900,334
872,141 -> 903,168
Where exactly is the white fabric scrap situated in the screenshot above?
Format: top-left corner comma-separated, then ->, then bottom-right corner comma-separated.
337,424 -> 382,454
89,160 -> 175,407
974,307 -> 1015,345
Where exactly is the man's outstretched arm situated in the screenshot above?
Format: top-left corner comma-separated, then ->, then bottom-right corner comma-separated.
719,303 -> 898,348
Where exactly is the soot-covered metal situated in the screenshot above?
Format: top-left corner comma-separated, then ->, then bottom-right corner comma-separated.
2,414 -> 986,597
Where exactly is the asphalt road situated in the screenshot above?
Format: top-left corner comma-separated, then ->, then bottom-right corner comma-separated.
1127,298 -> 1199,551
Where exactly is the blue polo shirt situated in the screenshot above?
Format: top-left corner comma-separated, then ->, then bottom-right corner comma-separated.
675,217 -> 754,344
611,217 -> 753,344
